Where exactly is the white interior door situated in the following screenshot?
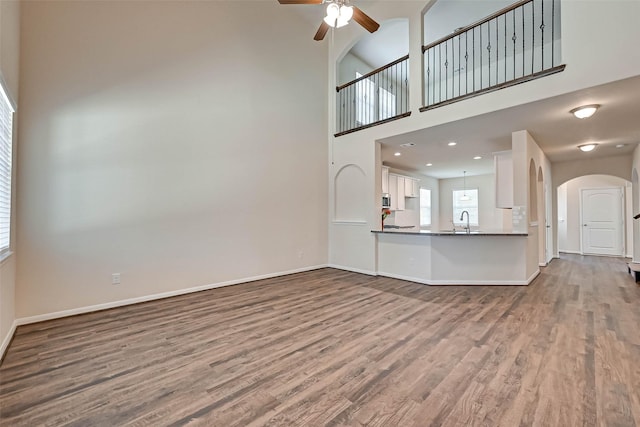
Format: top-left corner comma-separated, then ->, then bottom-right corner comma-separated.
581,187 -> 624,256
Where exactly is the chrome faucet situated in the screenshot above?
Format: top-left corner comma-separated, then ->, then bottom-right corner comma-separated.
460,210 -> 470,234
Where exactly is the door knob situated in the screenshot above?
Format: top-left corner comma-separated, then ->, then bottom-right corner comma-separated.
583,224 -> 587,227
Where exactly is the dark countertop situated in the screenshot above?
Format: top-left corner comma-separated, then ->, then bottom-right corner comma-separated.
372,229 -> 528,236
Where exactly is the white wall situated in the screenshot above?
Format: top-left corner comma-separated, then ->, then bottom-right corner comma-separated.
438,173 -> 507,232
558,175 -> 631,255
16,1 -> 328,319
0,0 -> 19,357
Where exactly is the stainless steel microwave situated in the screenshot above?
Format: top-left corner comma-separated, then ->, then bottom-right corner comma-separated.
382,193 -> 391,208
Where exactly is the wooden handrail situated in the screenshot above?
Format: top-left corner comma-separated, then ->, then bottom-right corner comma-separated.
422,0 -> 531,53
336,54 -> 409,92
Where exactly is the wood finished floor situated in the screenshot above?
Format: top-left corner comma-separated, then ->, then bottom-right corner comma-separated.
1,254 -> 640,426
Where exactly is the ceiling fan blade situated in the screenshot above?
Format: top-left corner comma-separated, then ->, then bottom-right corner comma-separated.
352,6 -> 380,33
314,21 -> 330,41
278,0 -> 322,4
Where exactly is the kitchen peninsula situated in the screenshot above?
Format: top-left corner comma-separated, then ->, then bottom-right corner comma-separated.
373,229 -> 537,286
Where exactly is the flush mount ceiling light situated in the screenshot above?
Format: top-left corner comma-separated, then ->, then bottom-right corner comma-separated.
578,143 -> 598,152
394,152 -> 401,156
473,156 -> 482,160
426,163 -> 433,166
448,141 -> 457,146
570,104 -> 600,119
616,144 -> 626,148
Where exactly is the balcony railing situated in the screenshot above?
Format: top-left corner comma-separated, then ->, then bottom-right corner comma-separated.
421,0 -> 565,111
335,55 -> 410,137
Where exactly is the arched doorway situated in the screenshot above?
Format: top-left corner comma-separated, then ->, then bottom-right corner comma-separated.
557,174 -> 631,257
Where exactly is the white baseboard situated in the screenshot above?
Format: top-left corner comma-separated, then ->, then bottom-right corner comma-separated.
377,271 -> 533,286
0,320 -> 18,362
327,264 -> 377,276
539,262 -> 547,267
15,264 -> 329,327
559,250 -> 582,255
527,269 -> 541,284
377,271 -> 430,285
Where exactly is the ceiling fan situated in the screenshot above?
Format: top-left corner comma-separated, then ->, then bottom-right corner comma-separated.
277,0 -> 380,41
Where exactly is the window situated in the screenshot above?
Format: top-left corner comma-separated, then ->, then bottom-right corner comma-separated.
355,72 -> 375,126
378,87 -> 396,121
452,189 -> 479,226
0,80 -> 14,254
420,188 -> 431,227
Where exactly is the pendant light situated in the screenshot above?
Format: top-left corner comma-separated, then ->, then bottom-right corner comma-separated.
460,171 -> 470,201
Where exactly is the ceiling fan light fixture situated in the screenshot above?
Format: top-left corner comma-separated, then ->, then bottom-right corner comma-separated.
324,3 -> 339,27
340,5 -> 353,21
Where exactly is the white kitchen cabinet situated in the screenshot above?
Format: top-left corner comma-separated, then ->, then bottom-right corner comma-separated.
396,175 -> 405,211
404,178 -> 419,198
382,166 -> 389,194
388,174 -> 398,210
494,150 -> 513,208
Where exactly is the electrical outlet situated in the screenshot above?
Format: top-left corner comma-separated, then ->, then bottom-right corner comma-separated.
112,273 -> 121,285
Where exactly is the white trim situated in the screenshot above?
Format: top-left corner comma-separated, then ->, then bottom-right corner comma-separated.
539,262 -> 547,267
331,220 -> 368,225
527,269 -> 541,284
376,270 -> 539,286
376,271 -> 430,285
327,264 -> 376,276
0,320 -> 18,361
15,265 -> 329,327
0,249 -> 13,265
559,250 -> 582,255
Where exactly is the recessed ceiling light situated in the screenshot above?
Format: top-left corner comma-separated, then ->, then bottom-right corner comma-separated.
400,142 -> 416,147
570,104 -> 600,119
394,152 -> 401,156
448,142 -> 457,146
426,163 -> 433,166
578,143 -> 598,152
616,144 -> 626,148
473,156 -> 482,160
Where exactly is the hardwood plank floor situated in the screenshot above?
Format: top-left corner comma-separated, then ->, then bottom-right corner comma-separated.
1,254 -> 639,426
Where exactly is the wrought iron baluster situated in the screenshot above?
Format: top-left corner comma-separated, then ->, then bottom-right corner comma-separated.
552,0 -> 555,66
522,5 -> 525,78
541,0 -> 545,70
513,9 -> 516,80
531,0 -> 535,75
487,21 -> 491,86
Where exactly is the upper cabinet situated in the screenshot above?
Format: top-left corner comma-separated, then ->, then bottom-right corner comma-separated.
494,151 -> 513,209
404,178 -> 419,198
383,170 -> 420,210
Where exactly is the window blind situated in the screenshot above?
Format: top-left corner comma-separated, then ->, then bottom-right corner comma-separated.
0,82 -> 14,252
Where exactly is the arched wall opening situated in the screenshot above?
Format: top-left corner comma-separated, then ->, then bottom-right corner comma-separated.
528,159 -> 538,222
633,169 -> 639,262
557,174 -> 632,257
334,164 -> 367,222
537,167 -> 546,265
